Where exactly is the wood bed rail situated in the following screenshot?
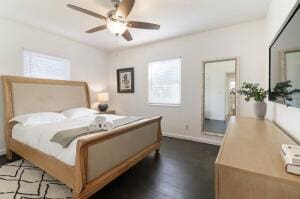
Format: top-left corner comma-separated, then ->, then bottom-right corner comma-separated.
73,116 -> 162,198
79,116 -> 162,147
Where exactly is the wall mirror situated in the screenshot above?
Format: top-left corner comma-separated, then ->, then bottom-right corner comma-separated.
202,58 -> 238,136
269,4 -> 300,107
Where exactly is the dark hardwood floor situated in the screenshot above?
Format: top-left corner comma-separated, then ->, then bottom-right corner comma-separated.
0,137 -> 219,199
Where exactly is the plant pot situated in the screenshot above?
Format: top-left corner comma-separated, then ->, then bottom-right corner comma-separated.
254,101 -> 267,119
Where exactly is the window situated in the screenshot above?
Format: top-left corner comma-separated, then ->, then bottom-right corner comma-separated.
23,50 -> 70,80
148,58 -> 181,106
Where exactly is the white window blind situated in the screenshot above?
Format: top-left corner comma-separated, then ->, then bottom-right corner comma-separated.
23,50 -> 70,80
148,58 -> 182,105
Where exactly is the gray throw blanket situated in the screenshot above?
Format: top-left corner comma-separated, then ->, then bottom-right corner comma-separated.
51,116 -> 143,148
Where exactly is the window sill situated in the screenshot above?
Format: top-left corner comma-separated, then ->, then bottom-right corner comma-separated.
148,103 -> 182,107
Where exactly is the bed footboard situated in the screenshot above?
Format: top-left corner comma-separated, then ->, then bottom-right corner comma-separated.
73,116 -> 162,199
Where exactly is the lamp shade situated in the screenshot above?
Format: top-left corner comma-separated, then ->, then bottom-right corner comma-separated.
97,92 -> 109,102
107,20 -> 127,35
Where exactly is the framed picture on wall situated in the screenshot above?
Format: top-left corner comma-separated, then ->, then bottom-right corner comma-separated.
117,67 -> 135,93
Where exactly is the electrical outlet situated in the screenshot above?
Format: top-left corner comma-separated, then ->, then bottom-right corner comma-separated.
184,125 -> 189,130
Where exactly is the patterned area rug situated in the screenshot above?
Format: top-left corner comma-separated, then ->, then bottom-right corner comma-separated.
0,159 -> 72,199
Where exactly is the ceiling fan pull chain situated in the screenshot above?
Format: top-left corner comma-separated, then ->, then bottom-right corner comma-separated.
115,34 -> 120,57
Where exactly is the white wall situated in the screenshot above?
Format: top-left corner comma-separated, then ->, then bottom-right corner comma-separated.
108,20 -> 266,145
3,0 -> 294,151
266,0 -> 300,143
205,60 -> 235,121
0,17 -> 108,154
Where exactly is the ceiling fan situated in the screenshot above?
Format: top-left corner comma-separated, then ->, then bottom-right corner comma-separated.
67,0 -> 160,41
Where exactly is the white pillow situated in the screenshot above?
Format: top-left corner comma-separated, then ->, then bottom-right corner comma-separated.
9,112 -> 67,126
61,107 -> 97,119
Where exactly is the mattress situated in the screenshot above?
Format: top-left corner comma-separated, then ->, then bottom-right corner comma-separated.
12,114 -> 125,166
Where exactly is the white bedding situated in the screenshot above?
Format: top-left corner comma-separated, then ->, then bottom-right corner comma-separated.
12,114 -> 125,166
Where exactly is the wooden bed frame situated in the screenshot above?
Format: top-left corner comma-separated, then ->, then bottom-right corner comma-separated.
1,75 -> 162,199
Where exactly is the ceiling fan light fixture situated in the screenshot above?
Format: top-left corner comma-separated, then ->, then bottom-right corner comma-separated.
106,19 -> 127,35
67,0 -> 160,41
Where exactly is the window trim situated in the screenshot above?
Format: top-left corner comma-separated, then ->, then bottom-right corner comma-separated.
148,57 -> 182,106
148,103 -> 182,107
22,49 -> 71,80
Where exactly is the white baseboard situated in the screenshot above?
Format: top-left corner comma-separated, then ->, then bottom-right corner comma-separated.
0,148 -> 6,156
163,132 -> 222,146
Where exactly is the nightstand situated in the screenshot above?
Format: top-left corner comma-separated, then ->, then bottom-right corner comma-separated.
97,110 -> 116,114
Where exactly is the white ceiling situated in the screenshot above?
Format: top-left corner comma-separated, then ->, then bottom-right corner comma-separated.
0,0 -> 272,52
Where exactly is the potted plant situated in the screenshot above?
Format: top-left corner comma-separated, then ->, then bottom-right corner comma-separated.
238,82 -> 268,119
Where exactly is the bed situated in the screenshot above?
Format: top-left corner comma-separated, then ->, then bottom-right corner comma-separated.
1,75 -> 162,199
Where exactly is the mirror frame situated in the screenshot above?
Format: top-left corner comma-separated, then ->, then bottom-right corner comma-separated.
201,57 -> 240,137
268,3 -> 300,103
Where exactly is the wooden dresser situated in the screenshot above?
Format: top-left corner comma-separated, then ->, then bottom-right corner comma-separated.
215,117 -> 300,199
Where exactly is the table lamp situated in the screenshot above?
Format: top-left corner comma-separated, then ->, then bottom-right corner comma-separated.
97,92 -> 109,112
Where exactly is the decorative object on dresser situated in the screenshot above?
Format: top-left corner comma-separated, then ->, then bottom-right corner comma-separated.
97,92 -> 110,112
237,82 -> 268,119
117,67 -> 134,93
281,144 -> 300,175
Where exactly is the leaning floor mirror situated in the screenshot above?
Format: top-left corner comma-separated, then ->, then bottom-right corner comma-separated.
202,58 -> 239,136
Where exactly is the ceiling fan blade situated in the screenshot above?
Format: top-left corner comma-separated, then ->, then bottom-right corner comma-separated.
122,30 -> 133,41
116,0 -> 135,18
67,4 -> 106,20
127,21 -> 160,30
86,25 -> 107,33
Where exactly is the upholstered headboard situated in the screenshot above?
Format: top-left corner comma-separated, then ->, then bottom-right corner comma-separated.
1,76 -> 91,118
1,76 -> 91,158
